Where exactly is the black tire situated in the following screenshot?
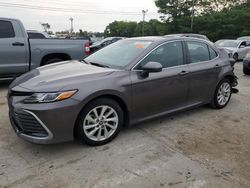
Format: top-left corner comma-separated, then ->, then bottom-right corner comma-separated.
75,98 -> 124,146
243,66 -> 250,75
210,79 -> 232,109
233,53 -> 238,61
42,58 -> 64,66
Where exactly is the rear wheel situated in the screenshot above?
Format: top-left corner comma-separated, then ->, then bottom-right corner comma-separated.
210,79 -> 232,109
75,98 -> 124,146
243,66 -> 250,75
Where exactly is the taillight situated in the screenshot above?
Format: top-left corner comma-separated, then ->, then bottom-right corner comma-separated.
85,42 -> 91,55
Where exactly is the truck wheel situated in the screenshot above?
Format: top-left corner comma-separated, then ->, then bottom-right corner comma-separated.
42,58 -> 64,66
243,67 -> 250,75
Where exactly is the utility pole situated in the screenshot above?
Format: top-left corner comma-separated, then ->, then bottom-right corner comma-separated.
142,9 -> 148,36
69,17 -> 73,36
191,0 -> 195,31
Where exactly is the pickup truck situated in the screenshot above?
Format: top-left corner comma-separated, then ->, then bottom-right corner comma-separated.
0,17 -> 90,79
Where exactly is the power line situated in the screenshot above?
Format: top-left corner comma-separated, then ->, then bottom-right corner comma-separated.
0,2 -> 158,16
16,0 -> 148,10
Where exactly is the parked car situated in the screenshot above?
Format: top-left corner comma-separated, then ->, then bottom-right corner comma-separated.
90,37 -> 125,53
215,39 -> 250,61
8,36 -> 238,145
237,36 -> 250,41
243,52 -> 250,75
165,33 -> 210,41
27,30 -> 50,39
0,17 -> 90,79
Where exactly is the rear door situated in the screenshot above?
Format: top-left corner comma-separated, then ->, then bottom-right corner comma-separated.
0,20 -> 28,76
185,40 -> 222,105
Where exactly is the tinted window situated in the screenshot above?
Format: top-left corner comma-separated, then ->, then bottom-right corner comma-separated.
209,47 -> 218,59
138,41 -> 184,68
0,21 -> 15,38
246,41 -> 250,46
28,32 -> 46,39
187,41 -> 210,63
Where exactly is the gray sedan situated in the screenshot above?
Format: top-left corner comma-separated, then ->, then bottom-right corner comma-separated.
8,37 -> 238,146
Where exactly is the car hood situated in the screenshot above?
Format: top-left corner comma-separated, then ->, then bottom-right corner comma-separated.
220,47 -> 236,52
10,60 -> 116,92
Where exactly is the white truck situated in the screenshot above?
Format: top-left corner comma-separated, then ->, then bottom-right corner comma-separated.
0,17 -> 90,79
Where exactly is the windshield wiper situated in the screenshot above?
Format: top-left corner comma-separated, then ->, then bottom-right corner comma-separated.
89,62 -> 110,68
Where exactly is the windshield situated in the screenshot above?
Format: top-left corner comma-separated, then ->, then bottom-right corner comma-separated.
84,40 -> 152,69
216,40 -> 240,48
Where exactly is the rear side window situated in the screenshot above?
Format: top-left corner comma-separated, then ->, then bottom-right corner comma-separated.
209,47 -> 218,59
187,41 -> 210,63
0,21 -> 15,38
28,32 -> 46,39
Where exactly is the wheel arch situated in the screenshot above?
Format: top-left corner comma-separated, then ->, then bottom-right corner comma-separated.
73,93 -> 130,139
40,53 -> 72,66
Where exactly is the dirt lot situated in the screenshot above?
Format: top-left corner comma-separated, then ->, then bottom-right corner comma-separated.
0,62 -> 250,188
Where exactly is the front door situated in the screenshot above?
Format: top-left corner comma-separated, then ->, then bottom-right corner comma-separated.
131,41 -> 189,120
0,20 -> 28,76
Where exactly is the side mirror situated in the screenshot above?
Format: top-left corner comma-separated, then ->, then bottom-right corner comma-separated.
140,61 -> 162,77
240,45 -> 246,48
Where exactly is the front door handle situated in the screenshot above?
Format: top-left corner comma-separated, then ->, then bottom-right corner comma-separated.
178,70 -> 189,76
12,42 -> 24,46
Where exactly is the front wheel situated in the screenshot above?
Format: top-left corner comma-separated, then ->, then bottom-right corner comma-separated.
75,98 -> 124,146
210,79 -> 232,109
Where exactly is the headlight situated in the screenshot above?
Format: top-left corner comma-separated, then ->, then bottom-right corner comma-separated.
23,90 -> 77,103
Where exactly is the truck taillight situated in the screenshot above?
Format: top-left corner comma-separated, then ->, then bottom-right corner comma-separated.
85,42 -> 91,55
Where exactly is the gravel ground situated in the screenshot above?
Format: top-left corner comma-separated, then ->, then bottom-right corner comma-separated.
0,62 -> 249,188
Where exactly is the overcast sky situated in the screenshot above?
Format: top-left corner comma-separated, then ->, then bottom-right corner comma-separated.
0,0 -> 160,32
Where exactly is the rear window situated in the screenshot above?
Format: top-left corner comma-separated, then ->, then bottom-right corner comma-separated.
28,32 -> 46,39
85,40 -> 152,69
0,21 -> 15,38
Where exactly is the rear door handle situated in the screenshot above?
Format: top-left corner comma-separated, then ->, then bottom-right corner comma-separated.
178,70 -> 189,76
12,42 -> 24,46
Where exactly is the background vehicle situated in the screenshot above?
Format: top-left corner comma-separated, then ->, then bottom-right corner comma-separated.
164,33 -> 210,41
89,37 -> 125,53
0,17 -> 90,79
27,30 -> 50,39
243,52 -> 250,75
8,37 -> 237,146
237,36 -> 250,41
215,39 -> 250,61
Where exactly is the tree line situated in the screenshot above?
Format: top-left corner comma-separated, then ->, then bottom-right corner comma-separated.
104,0 -> 250,41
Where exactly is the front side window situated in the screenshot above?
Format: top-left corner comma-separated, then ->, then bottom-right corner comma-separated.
0,21 -> 15,38
187,41 -> 210,63
137,41 -> 184,69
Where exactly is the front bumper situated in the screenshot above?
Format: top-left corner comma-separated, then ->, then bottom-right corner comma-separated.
8,93 -> 82,144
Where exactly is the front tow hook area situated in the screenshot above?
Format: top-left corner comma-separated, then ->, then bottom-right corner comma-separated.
232,88 -> 239,94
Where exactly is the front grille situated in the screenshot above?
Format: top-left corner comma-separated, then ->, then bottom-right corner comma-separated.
12,111 -> 48,137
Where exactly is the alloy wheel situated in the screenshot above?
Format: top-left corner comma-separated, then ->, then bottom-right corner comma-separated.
83,105 -> 119,141
217,82 -> 231,106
